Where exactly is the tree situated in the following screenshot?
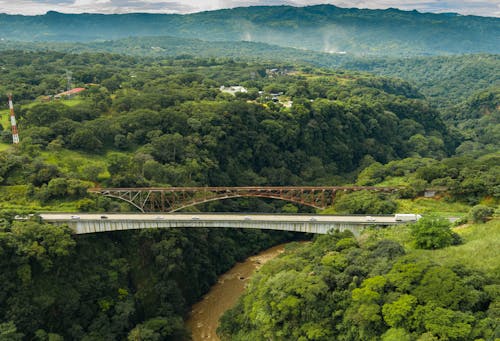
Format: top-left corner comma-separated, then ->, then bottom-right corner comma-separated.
415,305 -> 473,340
469,205 -> 494,223
69,129 -> 103,152
127,317 -> 185,341
382,294 -> 417,328
381,328 -> 411,341
0,322 -> 23,340
411,215 -> 457,249
151,133 -> 185,163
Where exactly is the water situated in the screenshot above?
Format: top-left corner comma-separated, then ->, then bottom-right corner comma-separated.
185,244 -> 286,341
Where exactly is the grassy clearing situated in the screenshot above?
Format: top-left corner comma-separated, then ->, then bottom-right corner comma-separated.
362,219 -> 500,279
396,197 -> 470,217
22,97 -> 85,109
40,149 -> 110,181
58,97 -> 84,107
0,185 -> 43,211
419,219 -> 500,279
377,176 -> 409,186
0,185 -> 84,212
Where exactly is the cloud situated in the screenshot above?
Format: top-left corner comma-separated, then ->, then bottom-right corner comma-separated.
315,0 -> 500,17
0,0 -> 194,14
0,0 -> 498,17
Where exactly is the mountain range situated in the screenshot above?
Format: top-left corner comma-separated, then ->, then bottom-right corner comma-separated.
0,5 -> 499,56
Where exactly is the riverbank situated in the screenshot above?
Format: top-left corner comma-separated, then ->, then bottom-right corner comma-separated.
185,244 -> 287,341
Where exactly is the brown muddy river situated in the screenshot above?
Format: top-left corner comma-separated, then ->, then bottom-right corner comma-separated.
185,244 -> 286,341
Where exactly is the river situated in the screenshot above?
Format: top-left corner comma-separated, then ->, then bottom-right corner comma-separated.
185,244 -> 287,341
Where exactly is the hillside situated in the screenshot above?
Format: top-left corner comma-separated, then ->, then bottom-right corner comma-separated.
0,48 -> 497,340
0,5 -> 498,56
219,220 -> 499,340
0,51 -> 453,211
1,38 -> 498,110
341,54 -> 500,109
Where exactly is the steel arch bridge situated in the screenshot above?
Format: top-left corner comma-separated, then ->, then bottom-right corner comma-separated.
88,186 -> 399,213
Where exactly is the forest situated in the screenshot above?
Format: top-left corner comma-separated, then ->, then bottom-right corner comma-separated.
0,45 -> 498,340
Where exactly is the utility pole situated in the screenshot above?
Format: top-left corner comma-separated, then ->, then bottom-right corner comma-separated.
8,93 -> 20,144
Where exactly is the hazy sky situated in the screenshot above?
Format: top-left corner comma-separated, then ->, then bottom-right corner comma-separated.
0,0 -> 498,17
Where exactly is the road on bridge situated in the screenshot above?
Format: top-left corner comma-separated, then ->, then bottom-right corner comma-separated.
40,213 -> 399,224
36,213 -> 416,235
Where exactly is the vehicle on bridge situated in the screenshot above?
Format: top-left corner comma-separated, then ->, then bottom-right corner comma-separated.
395,214 -> 422,221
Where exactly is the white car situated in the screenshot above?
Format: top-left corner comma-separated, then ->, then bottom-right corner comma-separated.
70,215 -> 80,220
191,216 -> 200,220
365,216 -> 376,222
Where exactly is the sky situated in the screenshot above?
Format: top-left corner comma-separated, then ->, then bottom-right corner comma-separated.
0,0 -> 498,17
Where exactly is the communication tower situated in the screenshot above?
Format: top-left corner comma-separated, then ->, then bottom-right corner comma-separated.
65,70 -> 72,92
8,94 -> 19,144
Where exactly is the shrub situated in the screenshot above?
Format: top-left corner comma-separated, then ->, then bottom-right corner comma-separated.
411,215 -> 459,249
334,190 -> 397,214
469,205 -> 494,223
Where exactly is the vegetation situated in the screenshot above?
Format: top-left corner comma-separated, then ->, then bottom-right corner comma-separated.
469,205 -> 495,223
410,215 -> 459,249
219,228 -> 499,340
342,54 -> 500,109
355,155 -> 499,205
333,191 -> 397,215
0,51 -> 455,207
0,25 -> 497,339
0,215 -> 297,340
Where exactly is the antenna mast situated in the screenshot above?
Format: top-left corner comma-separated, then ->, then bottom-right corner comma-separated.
8,94 -> 20,144
65,70 -> 72,92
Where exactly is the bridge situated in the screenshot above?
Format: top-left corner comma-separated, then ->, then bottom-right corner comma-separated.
88,186 -> 399,212
39,213 -> 409,236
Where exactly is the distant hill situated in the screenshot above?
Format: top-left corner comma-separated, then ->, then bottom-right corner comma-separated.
1,37 -> 497,108
0,5 -> 498,56
341,54 -> 500,108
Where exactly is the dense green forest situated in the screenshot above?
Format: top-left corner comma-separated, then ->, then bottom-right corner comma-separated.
0,5 -> 498,56
219,222 -> 499,340
0,46 -> 498,340
0,213 -> 297,340
341,54 -> 500,109
0,50 -> 454,194
1,38 -> 497,110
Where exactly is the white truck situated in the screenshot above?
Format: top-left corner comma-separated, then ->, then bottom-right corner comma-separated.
395,214 -> 422,222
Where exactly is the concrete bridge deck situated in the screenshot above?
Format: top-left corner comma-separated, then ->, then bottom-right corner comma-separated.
39,213 -> 408,236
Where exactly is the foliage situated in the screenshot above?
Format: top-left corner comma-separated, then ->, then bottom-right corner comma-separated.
334,190 -> 398,214
0,40 -> 497,341
0,218 -> 296,339
344,55 -> 499,109
410,215 -> 459,249
469,205 -> 495,223
355,155 -> 500,205
219,230 -> 498,340
0,50 -> 454,198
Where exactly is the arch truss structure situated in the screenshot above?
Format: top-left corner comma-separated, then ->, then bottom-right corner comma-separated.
88,186 -> 399,213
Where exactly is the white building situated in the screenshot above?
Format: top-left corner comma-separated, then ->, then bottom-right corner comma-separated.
220,85 -> 248,95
